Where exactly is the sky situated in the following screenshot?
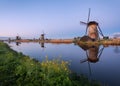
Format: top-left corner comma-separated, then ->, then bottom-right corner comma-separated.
0,0 -> 120,38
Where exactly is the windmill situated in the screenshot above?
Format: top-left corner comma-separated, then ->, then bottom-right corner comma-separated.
16,33 -> 21,40
40,30 -> 45,41
16,33 -> 21,46
80,8 -> 105,41
39,30 -> 46,51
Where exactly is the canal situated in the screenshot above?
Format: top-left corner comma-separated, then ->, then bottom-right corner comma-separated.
8,42 -> 120,86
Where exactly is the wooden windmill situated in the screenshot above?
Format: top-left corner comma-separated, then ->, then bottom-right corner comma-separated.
16,34 -> 21,40
40,30 -> 45,41
80,8 -> 104,41
40,34 -> 45,41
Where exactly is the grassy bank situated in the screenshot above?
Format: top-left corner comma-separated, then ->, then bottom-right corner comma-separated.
0,42 -> 100,86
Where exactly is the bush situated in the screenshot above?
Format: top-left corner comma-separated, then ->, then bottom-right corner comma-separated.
0,42 -> 100,86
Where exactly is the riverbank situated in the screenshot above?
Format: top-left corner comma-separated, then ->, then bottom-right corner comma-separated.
5,38 -> 120,45
0,42 -> 100,86
6,39 -> 73,43
74,39 -> 120,46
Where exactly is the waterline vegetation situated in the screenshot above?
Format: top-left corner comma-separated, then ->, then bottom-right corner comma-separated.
0,42 -> 100,86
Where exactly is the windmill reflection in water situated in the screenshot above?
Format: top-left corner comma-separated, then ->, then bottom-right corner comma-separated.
77,43 -> 104,76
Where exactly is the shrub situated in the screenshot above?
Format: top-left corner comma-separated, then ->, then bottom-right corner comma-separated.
0,42 -> 100,86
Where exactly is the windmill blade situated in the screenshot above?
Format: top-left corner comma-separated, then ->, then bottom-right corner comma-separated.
42,30 -> 45,35
85,8 -> 91,35
98,47 -> 104,59
80,58 -> 88,63
80,21 -> 87,25
98,25 -> 104,37
98,29 -> 103,36
88,61 -> 92,76
80,51 -> 89,63
87,8 -> 91,22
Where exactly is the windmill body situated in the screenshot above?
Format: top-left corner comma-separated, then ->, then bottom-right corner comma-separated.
88,21 -> 99,40
40,34 -> 45,41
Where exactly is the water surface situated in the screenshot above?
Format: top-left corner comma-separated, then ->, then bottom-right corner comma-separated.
8,42 -> 120,86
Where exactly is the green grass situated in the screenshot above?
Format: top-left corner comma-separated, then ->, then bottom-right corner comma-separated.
0,42 -> 100,86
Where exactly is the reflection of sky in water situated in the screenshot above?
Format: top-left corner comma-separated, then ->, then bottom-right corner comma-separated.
8,42 -> 120,86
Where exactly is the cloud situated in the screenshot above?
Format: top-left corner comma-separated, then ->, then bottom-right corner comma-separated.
111,32 -> 120,38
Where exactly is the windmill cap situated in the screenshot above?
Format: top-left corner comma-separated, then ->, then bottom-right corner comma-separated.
88,21 -> 98,26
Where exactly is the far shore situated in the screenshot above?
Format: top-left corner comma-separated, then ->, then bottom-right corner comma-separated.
2,38 -> 120,45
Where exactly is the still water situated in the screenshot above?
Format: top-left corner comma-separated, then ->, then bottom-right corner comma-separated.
8,42 -> 120,86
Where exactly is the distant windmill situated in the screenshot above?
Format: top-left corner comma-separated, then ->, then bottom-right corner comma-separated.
16,33 -> 21,40
80,8 -> 105,41
40,30 -> 45,41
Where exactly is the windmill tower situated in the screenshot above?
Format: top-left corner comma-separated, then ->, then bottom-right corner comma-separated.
40,34 -> 45,41
80,8 -> 104,41
40,31 -> 45,41
88,21 -> 99,40
16,34 -> 21,40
